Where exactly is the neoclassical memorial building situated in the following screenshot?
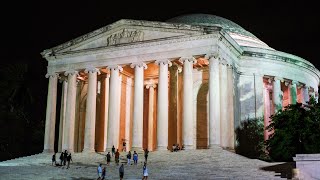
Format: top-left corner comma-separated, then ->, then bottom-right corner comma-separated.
41,14 -> 320,153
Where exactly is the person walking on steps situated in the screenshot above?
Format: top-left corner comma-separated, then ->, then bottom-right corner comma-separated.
52,152 -> 56,166
111,145 -> 115,157
119,163 -> 124,180
142,162 -> 149,180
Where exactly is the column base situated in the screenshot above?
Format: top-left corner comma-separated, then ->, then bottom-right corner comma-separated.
82,148 -> 96,153
43,149 -> 55,153
157,146 -> 168,151
208,144 -> 223,151
131,147 -> 144,152
183,145 -> 195,150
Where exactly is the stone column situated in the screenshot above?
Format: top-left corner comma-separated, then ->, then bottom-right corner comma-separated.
263,79 -> 272,141
155,59 -> 171,150
130,63 -> 147,150
146,84 -> 157,151
227,65 -> 235,149
302,86 -> 310,104
63,70 -> 78,153
291,81 -> 298,105
83,68 -> 100,152
219,60 -> 228,148
273,77 -> 282,112
107,66 -> 123,150
206,54 -> 221,148
43,73 -> 59,153
180,57 -> 196,150
101,74 -> 110,152
58,78 -> 68,152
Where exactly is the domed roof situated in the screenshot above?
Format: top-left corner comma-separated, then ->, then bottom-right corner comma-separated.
167,14 -> 272,49
167,14 -> 257,38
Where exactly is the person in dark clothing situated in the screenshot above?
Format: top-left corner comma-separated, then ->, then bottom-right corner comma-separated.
111,145 -> 115,157
52,152 -> 56,166
115,149 -> 120,165
144,148 -> 149,162
59,152 -> 64,165
101,167 -> 106,180
119,163 -> 124,180
63,150 -> 68,166
66,153 -> 72,169
106,152 -> 111,165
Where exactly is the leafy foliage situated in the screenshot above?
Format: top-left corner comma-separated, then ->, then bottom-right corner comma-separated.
235,117 -> 268,160
266,98 -> 320,161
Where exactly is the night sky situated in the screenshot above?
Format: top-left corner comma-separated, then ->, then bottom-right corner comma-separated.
3,1 -> 320,75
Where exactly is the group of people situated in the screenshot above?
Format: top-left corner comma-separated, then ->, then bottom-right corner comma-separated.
52,150 -> 73,169
97,162 -> 148,180
172,144 -> 185,152
99,146 -> 149,179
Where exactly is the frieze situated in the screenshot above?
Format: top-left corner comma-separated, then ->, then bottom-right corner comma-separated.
54,34 -> 219,58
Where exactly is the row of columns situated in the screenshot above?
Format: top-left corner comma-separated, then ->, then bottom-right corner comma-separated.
264,77 -> 315,140
43,55 -> 235,153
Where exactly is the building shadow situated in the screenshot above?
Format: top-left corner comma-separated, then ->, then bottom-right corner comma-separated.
260,162 -> 296,179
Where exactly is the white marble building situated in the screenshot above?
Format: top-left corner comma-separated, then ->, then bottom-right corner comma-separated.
41,14 -> 320,153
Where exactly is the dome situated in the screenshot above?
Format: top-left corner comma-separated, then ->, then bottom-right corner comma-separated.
167,14 -> 272,49
167,14 -> 256,38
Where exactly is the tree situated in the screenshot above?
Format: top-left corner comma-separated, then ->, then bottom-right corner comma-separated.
266,98 -> 320,161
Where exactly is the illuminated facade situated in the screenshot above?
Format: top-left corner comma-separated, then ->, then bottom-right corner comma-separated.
41,14 -> 320,153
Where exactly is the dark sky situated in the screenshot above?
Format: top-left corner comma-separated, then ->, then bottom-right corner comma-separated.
4,1 -> 320,71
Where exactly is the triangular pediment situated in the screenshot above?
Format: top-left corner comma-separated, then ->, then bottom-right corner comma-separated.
42,19 -> 205,56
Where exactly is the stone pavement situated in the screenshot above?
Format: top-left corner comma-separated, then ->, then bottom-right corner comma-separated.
0,147 -> 286,179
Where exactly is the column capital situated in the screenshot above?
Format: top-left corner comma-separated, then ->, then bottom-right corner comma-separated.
85,67 -> 101,75
155,59 -> 172,67
64,70 -> 79,76
273,76 -> 283,81
284,81 -> 290,86
130,62 -> 148,69
107,65 -> 123,72
146,84 -> 157,89
219,58 -> 229,65
179,57 -> 197,64
45,73 -> 59,78
291,80 -> 299,85
205,52 -> 219,60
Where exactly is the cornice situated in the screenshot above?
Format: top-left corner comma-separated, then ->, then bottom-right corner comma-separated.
242,50 -> 320,79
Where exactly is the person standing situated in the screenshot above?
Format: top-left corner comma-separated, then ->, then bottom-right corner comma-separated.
133,151 -> 138,165
63,150 -> 68,166
52,152 -> 56,166
144,148 -> 149,162
101,167 -> 106,180
66,153 -> 72,169
126,151 -> 131,165
97,164 -> 102,179
115,149 -> 120,165
111,145 -> 115,157
59,152 -> 64,165
106,152 -> 111,165
142,162 -> 149,180
122,141 -> 126,152
119,163 -> 124,180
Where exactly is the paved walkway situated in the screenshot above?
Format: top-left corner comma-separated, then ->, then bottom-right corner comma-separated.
0,147 -> 285,179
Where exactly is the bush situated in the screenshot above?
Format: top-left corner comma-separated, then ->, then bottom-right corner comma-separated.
235,117 -> 268,160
